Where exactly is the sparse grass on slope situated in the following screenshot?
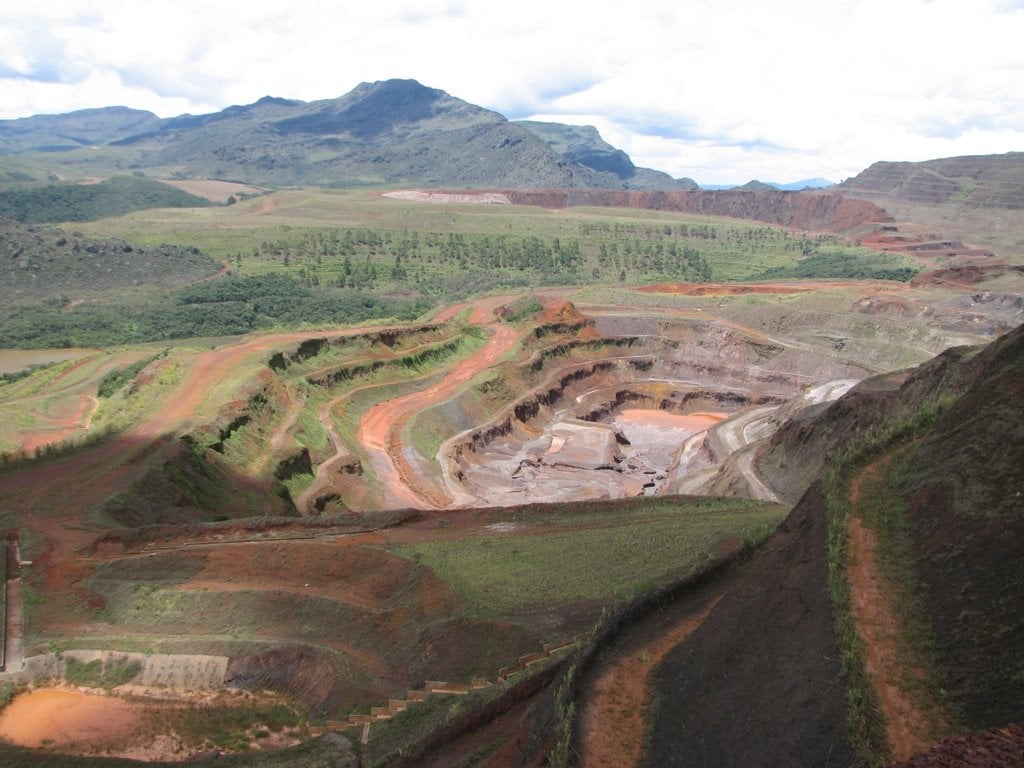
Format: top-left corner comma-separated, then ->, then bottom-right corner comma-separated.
824,393 -> 960,767
392,497 -> 785,621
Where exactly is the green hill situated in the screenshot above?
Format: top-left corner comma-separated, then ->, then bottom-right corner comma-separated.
0,80 -> 696,190
0,175 -> 214,223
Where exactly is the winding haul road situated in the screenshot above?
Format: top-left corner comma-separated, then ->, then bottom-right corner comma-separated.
355,323 -> 520,510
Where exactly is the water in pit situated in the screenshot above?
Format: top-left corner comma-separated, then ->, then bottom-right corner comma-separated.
0,688 -> 302,761
455,408 -> 725,505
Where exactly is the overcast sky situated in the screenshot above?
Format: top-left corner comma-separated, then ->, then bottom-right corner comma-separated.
2,0 -> 1022,185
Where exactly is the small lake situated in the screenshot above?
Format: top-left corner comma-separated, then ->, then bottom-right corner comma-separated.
0,349 -> 94,375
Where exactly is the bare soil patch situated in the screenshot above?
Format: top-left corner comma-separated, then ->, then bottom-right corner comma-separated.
578,594 -> 722,768
0,688 -> 302,762
19,394 -> 98,454
643,483 -> 854,766
638,279 -> 905,296
848,459 -> 946,761
0,688 -> 143,750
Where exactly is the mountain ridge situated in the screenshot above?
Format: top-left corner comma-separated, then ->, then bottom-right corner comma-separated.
0,79 -> 696,191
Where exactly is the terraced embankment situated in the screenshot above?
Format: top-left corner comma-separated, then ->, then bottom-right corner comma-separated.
2,281 -> 1022,765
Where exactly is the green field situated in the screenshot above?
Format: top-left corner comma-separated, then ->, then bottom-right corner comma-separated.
1,188 -> 917,349
391,497 -> 786,620
74,188 -> 905,285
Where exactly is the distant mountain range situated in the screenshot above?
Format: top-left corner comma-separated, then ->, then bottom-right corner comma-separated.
0,79 -> 697,191
700,178 -> 834,191
1,79 -> 1019,213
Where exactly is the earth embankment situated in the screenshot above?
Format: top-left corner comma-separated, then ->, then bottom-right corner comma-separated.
642,483 -> 854,767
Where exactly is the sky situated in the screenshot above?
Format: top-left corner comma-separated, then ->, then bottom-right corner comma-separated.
1,0 -> 1023,185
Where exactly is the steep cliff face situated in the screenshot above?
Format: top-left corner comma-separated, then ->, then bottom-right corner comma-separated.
756,333 -> 1000,504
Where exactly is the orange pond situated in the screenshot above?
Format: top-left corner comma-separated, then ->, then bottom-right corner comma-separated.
0,689 -> 142,748
616,409 -> 726,432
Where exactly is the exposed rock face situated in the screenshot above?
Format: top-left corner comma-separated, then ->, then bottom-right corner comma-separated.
227,647 -> 341,715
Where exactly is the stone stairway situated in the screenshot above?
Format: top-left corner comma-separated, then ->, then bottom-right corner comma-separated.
319,640 -> 577,740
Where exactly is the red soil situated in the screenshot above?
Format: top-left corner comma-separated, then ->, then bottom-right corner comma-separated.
848,460 -> 947,761
0,689 -> 142,749
431,303 -> 469,323
355,323 -> 520,510
19,395 -> 99,454
638,279 -> 906,296
578,594 -> 723,768
909,264 -> 1016,289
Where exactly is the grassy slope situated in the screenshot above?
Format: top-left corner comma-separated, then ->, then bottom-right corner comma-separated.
818,322 -> 1024,763
1,188 -> 919,349
70,188 -> 909,282
392,497 -> 786,622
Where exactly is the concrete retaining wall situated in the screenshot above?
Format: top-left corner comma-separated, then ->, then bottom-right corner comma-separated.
21,650 -> 228,691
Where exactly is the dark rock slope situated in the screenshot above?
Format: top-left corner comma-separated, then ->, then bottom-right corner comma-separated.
642,482 -> 855,767
642,320 -> 1024,765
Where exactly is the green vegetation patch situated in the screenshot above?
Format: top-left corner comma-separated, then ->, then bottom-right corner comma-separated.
141,695 -> 305,753
752,249 -> 920,282
0,175 -> 214,223
391,497 -> 785,620
96,352 -> 165,397
63,655 -> 142,689
0,274 -> 431,348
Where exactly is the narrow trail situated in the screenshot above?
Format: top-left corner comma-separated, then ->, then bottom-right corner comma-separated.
3,536 -> 24,673
848,458 -> 943,762
577,593 -> 723,768
355,323 -> 519,510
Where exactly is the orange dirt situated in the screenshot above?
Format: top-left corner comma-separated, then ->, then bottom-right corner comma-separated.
431,302 -> 470,323
578,594 -> 723,768
19,394 -> 99,455
468,295 -> 523,325
0,689 -> 142,749
0,688 -> 301,761
355,323 -> 520,509
848,460 -> 944,761
638,280 -> 906,297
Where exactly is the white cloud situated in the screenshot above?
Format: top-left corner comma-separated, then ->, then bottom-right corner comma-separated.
1,0 -> 1022,184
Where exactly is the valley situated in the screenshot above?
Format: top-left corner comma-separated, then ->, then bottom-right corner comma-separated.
0,167 -> 1021,767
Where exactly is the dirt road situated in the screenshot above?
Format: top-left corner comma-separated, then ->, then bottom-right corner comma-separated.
848,459 -> 949,760
356,323 -> 519,509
